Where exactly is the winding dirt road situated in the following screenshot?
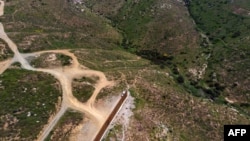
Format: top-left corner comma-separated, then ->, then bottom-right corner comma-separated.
0,1 -> 114,140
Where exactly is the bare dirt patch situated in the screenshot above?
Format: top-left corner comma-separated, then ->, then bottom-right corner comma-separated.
46,110 -> 84,141
232,6 -> 250,16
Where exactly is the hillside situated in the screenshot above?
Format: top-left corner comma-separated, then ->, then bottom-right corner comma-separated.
0,0 -> 249,141
187,0 -> 250,115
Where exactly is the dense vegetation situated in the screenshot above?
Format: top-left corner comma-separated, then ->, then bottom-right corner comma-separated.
85,0 -> 199,55
187,0 -> 250,114
0,68 -> 61,140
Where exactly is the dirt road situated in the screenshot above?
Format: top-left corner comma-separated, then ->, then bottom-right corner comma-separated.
0,1 -> 116,140
0,58 -> 12,74
0,0 -> 4,16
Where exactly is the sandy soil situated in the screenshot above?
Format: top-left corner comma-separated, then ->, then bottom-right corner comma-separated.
105,92 -> 135,140
72,118 -> 101,141
0,58 -> 12,74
